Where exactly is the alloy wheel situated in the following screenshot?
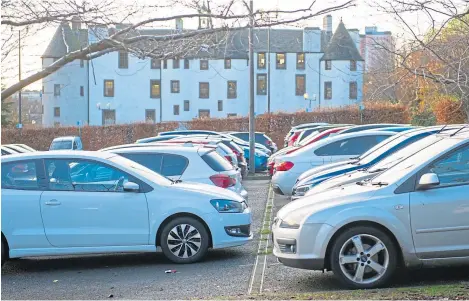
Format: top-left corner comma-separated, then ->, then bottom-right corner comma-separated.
338,234 -> 389,285
167,224 -> 202,259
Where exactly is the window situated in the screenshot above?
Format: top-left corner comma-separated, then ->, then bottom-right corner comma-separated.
297,53 -> 305,69
425,144 -> 469,187
227,81 -> 237,99
218,100 -> 223,111
161,154 -> 189,176
200,60 -> 209,70
325,60 -> 331,70
145,109 -> 156,123
120,153 -> 163,174
173,58 -> 180,69
80,86 -> 84,96
184,58 -> 190,69
171,80 -> 180,93
258,52 -> 266,69
184,100 -> 190,111
80,59 -> 84,68
73,141 -> 78,150
104,80 -> 114,97
350,60 -> 357,71
227,113 -> 237,118
102,109 -> 116,125
54,107 -> 60,117
349,81 -> 357,99
150,80 -> 161,98
45,159 -> 134,192
315,135 -> 390,156
201,151 -> 233,172
224,58 -> 231,69
199,109 -> 210,118
199,82 -> 209,98
324,81 -> 332,99
1,160 -> 38,190
257,74 -> 267,95
173,105 -> 180,115
151,58 -> 161,69
163,59 -> 167,69
295,75 -> 306,96
276,53 -> 286,69
54,84 -> 60,96
118,51 -> 128,69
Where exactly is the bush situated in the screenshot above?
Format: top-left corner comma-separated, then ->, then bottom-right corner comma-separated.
433,97 -> 467,124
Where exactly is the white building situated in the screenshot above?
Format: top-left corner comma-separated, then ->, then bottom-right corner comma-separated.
41,15 -> 364,126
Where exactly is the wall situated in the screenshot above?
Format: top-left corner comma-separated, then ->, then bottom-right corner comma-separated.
320,60 -> 363,107
2,103 -> 409,151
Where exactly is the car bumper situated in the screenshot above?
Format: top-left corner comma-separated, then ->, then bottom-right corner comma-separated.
272,221 -> 332,271
271,171 -> 300,196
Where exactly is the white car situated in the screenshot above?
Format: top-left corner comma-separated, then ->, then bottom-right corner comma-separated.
49,136 -> 83,150
272,131 -> 396,196
272,129 -> 469,288
1,151 -> 252,265
104,145 -> 248,200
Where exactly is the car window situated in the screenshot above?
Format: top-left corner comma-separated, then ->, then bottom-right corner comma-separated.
1,160 -> 39,190
50,140 -> 72,150
119,153 -> 163,174
45,159 -> 133,192
233,133 -> 249,141
426,144 -> 469,187
255,133 -> 268,144
315,135 -> 390,156
201,150 -> 234,172
161,154 -> 188,176
73,141 -> 78,150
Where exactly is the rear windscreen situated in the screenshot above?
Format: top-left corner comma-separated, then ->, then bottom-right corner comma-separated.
50,141 -> 72,150
201,151 -> 234,172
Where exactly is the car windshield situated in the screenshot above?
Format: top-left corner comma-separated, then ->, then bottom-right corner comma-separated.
50,141 -> 73,150
108,154 -> 172,185
298,130 -> 320,146
370,136 -> 461,185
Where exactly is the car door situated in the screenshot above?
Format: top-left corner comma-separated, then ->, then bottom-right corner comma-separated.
1,159 -> 51,249
409,143 -> 469,259
39,158 -> 149,247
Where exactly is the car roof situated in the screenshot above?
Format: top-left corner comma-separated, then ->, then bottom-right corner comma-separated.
292,123 -> 329,129
105,145 -> 212,155
52,136 -> 79,141
1,150 -> 115,162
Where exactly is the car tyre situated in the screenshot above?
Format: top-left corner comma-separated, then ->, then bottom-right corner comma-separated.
1,238 -> 6,267
160,217 -> 209,264
330,226 -> 398,289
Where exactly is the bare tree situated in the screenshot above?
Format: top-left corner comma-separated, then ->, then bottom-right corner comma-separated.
367,0 -> 469,120
1,0 -> 355,99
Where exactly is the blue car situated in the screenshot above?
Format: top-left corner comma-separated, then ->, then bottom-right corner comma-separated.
243,147 -> 269,171
291,126 -> 449,200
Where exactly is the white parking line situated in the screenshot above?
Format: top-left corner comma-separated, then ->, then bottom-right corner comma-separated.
248,185 -> 275,295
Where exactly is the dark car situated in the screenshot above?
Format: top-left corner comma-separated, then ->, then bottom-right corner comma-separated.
229,132 -> 277,153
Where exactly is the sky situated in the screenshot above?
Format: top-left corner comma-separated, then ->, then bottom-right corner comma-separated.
1,0 -> 443,91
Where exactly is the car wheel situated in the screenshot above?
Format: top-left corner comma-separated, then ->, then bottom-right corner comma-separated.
1,238 -> 6,267
330,226 -> 398,289
160,217 -> 209,264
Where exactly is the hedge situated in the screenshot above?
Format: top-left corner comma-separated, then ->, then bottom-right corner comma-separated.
1,103 -> 409,150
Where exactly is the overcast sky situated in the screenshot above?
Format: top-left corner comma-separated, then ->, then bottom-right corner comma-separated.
2,0 -> 440,90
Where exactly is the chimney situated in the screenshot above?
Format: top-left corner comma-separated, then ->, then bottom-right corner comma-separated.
323,15 -> 332,33
71,16 -> 81,30
176,18 -> 183,31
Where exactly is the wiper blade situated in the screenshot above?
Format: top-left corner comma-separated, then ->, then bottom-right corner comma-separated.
368,168 -> 387,173
371,181 -> 388,186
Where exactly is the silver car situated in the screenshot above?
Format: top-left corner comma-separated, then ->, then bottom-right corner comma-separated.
272,128 -> 469,289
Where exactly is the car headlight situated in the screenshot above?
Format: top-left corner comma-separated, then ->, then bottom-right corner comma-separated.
293,184 -> 311,196
279,210 -> 310,229
210,199 -> 246,213
279,219 -> 300,229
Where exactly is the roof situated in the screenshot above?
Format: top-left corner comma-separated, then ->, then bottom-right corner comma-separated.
1,150 -> 115,162
321,21 -> 364,61
42,22 -> 88,58
52,136 -> 80,141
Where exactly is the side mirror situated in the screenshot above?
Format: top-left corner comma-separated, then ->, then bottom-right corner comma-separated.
418,173 -> 440,190
123,181 -> 140,192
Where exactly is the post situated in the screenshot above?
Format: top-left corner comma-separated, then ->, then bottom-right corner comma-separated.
159,64 -> 163,122
267,17 -> 271,114
248,0 -> 256,174
18,30 -> 22,127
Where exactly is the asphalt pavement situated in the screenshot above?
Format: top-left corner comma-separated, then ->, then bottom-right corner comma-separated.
1,180 -> 270,300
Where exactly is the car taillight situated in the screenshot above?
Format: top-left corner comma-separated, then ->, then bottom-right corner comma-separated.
268,162 -> 275,176
224,155 -> 233,164
210,174 -> 236,188
275,161 -> 294,172
266,140 -> 272,145
288,132 -> 300,146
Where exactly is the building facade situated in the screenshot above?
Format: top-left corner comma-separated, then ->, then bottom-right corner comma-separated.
41,16 -> 364,126
359,26 -> 394,72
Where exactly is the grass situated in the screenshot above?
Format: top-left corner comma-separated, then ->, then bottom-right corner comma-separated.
260,229 -> 271,235
257,248 -> 273,255
242,282 -> 469,300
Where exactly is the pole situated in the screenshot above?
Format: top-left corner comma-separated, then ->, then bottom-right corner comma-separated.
248,0 -> 256,174
18,30 -> 22,127
267,17 -> 271,114
159,64 -> 163,122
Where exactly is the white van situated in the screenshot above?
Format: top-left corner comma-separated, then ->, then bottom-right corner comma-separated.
49,136 -> 83,151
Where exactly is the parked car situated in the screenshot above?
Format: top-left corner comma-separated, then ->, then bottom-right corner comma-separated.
2,145 -> 28,154
1,151 -> 252,265
284,123 -> 329,147
362,126 -> 415,133
291,126 -> 444,199
272,131 -> 396,195
334,124 -> 408,135
136,135 -> 181,143
49,136 -> 83,151
229,132 -> 278,153
1,146 -> 19,156
105,144 -> 248,200
272,128 -> 469,288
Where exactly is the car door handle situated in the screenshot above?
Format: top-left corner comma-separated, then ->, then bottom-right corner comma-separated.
45,199 -> 61,206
